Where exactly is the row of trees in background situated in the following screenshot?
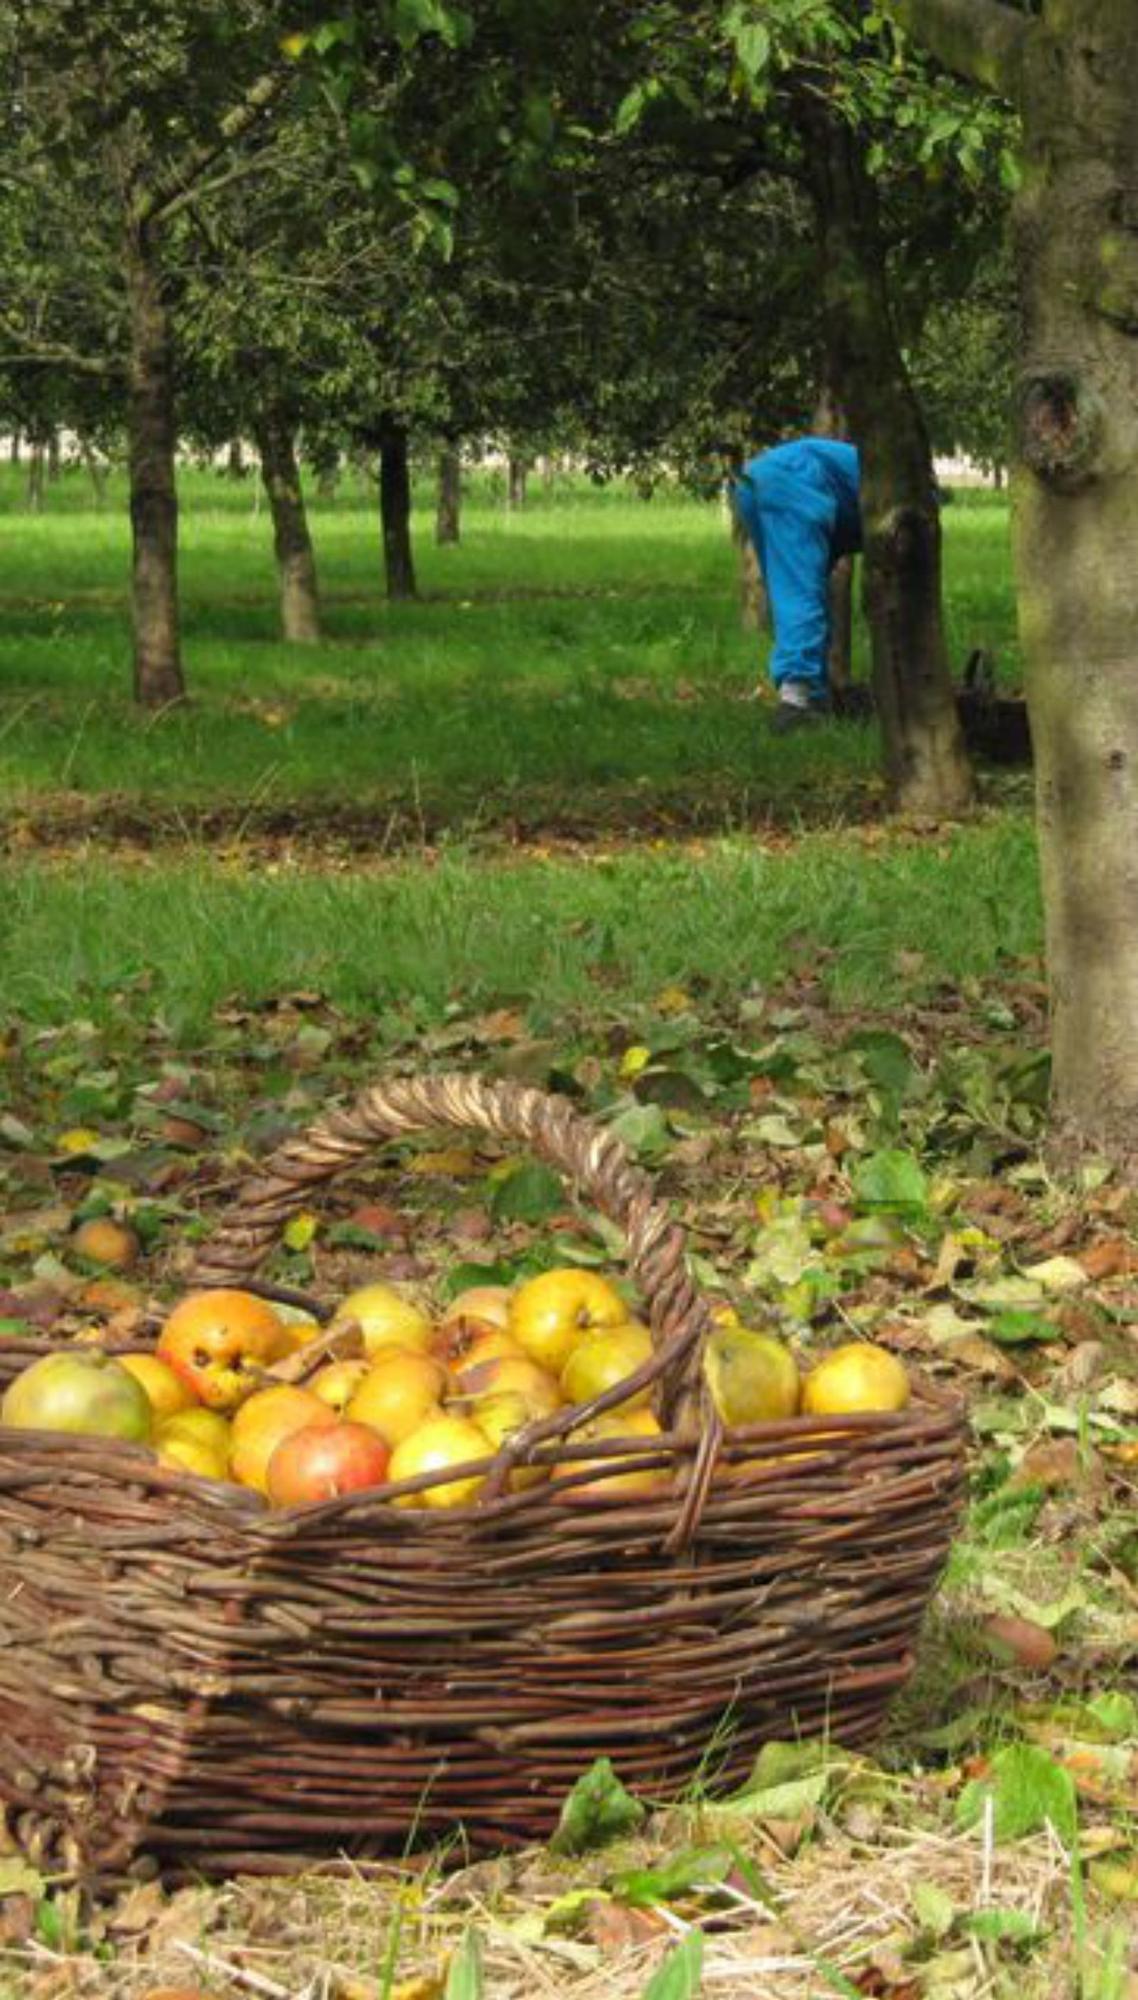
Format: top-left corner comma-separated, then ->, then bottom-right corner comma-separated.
0,5 -> 1010,764
4,0 -> 1136,1161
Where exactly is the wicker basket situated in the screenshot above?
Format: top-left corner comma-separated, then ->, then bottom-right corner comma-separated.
0,1074 -> 966,1884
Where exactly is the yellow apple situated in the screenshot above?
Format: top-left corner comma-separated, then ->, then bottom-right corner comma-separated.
330,1283 -> 434,1358
559,1322 -> 654,1414
565,1408 -> 666,1500
508,1268 -> 628,1374
471,1389 -> 548,1489
119,1352 -> 198,1421
345,1350 -> 447,1447
455,1354 -> 562,1419
801,1343 -> 910,1416
308,1357 -> 372,1414
387,1413 -> 492,1510
229,1385 -> 335,1494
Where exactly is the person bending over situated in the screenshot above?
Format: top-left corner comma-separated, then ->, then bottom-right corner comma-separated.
732,436 -> 861,733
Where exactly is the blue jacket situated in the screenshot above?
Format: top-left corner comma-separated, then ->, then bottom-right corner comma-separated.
736,438 -> 862,558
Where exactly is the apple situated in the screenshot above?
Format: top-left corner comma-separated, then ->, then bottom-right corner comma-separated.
508,1268 -> 627,1374
155,1430 -> 232,1483
330,1283 -> 434,1359
157,1289 -> 290,1412
229,1385 -> 335,1494
446,1326 -> 525,1384
2,1351 -> 152,1443
118,1352 -> 199,1420
455,1355 -> 562,1420
156,1405 -> 232,1464
472,1389 -> 548,1490
387,1413 -> 492,1509
72,1217 -> 141,1271
563,1409 -> 666,1500
266,1422 -> 391,1507
559,1322 -> 654,1414
345,1350 -> 448,1446
431,1285 -> 514,1366
308,1357 -> 372,1414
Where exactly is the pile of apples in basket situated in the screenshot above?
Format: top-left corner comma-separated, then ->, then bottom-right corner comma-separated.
0,1271 -> 912,1507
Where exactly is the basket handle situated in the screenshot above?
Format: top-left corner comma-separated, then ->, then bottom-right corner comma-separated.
188,1072 -> 712,1435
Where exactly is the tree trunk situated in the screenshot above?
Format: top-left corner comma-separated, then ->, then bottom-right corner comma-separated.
9,432 -> 19,466
80,438 -> 109,507
226,437 -> 246,479
812,387 -> 854,689
1009,2 -> 1138,1157
124,221 -> 184,706
828,556 -> 854,692
436,447 -> 462,545
507,454 -> 529,508
378,418 -> 417,599
731,500 -> 768,634
25,441 -> 45,512
253,406 -> 322,643
885,0 -> 1138,1157
46,430 -> 61,480
801,101 -> 971,812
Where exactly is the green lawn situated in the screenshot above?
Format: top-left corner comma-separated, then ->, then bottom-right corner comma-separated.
0,465 -> 1019,827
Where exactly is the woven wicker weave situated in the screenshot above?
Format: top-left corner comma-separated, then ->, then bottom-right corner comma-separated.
0,1074 -> 965,1883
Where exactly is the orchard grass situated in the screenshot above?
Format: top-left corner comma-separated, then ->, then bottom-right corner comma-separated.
0,464 -> 1018,832
0,812 -> 1041,1036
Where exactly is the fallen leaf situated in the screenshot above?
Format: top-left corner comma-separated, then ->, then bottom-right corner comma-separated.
980,1614 -> 1058,1672
584,1899 -> 667,1952
408,1148 -> 479,1178
1022,1254 -> 1089,1295
1079,1238 -> 1137,1281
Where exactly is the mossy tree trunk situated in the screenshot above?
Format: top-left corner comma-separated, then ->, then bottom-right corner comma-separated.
253,405 -> 322,643
886,0 -> 1138,1159
801,99 -> 971,811
124,219 -> 184,707
378,416 -> 417,600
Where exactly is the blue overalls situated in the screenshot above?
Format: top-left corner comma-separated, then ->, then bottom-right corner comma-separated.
732,438 -> 862,701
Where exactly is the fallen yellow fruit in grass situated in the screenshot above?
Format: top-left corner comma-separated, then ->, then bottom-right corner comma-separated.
800,1342 -> 911,1416
701,1325 -> 801,1426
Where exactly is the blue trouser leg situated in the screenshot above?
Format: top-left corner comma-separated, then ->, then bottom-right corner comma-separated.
737,455 -> 837,698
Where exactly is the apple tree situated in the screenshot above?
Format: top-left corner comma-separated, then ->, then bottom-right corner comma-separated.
883,0 -> 1138,1158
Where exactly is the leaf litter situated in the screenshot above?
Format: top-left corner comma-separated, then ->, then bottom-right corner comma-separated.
0,968 -> 1135,1998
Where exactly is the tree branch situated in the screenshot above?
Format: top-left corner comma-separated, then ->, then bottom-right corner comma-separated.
883,0 -> 1034,101
0,311 -> 120,376
136,67 -> 294,228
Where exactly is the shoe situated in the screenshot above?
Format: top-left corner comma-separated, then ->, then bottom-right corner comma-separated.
770,697 -> 829,735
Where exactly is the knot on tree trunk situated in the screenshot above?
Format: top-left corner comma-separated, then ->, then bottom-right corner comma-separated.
1018,372 -> 1105,489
